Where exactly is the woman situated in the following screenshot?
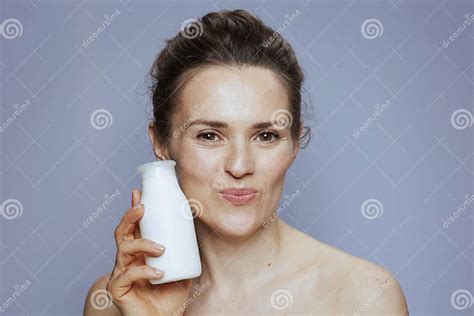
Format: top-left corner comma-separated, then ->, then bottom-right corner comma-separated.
84,9 -> 408,315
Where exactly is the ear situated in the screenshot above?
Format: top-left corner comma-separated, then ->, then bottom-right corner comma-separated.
147,122 -> 171,160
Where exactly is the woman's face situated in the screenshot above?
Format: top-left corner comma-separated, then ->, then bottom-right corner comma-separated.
149,65 -> 301,240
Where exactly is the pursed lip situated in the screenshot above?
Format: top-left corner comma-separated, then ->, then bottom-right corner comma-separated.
219,187 -> 257,195
219,187 -> 258,206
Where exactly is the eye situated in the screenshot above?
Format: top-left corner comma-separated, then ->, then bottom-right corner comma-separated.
197,131 -> 220,142
257,130 -> 280,143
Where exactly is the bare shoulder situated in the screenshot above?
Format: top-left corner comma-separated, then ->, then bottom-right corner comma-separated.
340,254 -> 409,315
283,223 -> 408,314
83,272 -> 121,316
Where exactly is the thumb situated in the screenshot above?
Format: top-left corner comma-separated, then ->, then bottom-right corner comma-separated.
132,189 -> 142,239
131,189 -> 142,208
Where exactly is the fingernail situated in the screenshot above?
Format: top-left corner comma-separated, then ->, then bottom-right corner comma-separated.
153,268 -> 165,276
154,242 -> 165,251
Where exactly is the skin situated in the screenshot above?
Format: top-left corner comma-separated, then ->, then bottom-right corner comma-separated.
84,65 -> 409,315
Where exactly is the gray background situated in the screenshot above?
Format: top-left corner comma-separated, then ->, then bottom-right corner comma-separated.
1,0 -> 473,315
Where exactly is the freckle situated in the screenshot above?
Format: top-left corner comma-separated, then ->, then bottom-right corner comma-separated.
267,262 -> 271,267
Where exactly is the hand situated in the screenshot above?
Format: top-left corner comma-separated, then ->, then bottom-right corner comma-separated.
105,189 -> 194,316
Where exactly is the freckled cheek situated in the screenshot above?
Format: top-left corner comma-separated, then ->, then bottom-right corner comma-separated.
177,147 -> 221,184
257,149 -> 292,178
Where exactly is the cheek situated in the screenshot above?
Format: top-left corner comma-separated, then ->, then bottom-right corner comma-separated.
175,146 -> 221,186
257,147 -> 293,179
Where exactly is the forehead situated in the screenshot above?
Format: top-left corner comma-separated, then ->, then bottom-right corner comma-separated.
176,65 -> 290,122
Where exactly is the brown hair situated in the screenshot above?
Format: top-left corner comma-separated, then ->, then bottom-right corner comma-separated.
147,9 -> 312,148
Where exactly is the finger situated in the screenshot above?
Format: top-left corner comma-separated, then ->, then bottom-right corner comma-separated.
114,201 -> 144,247
133,222 -> 142,240
117,239 -> 165,268
112,266 -> 165,293
132,188 -> 140,208
133,189 -> 142,239
115,203 -> 143,241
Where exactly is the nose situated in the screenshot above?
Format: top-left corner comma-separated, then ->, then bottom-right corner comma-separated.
224,137 -> 255,178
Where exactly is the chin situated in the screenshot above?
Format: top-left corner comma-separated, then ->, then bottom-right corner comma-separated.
215,213 -> 261,240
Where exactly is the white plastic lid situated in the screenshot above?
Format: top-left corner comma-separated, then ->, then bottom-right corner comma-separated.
137,160 -> 176,178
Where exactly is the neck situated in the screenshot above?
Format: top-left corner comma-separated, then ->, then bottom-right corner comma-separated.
193,218 -> 284,294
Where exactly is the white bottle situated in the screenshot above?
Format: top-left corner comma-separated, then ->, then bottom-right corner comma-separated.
137,160 -> 202,284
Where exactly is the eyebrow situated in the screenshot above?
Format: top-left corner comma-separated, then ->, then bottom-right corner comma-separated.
186,119 -> 274,129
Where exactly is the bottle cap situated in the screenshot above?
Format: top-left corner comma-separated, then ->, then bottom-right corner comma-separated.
137,160 -> 176,179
